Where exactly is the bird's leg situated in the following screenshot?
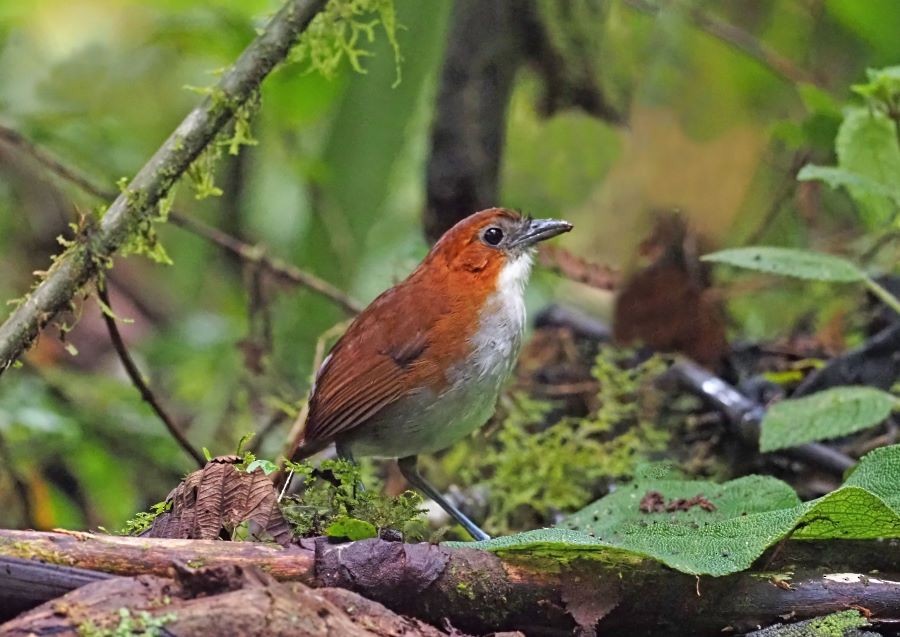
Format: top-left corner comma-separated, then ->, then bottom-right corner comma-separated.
335,442 -> 365,494
397,455 -> 490,542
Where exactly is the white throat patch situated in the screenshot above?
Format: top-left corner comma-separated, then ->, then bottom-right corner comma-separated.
461,250 -> 533,383
497,250 -> 534,299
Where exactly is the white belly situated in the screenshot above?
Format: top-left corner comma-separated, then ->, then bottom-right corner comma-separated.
339,254 -> 531,459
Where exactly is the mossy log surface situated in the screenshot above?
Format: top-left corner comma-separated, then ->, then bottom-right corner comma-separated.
3,530 -> 900,635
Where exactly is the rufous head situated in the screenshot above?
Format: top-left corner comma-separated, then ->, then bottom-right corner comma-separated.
427,208 -> 572,275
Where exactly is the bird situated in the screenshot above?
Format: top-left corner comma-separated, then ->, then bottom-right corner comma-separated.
288,208 -> 572,540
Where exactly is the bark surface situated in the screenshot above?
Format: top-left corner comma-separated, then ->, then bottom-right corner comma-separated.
2,530 -> 900,635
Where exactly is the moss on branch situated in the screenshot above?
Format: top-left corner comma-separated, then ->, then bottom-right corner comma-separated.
0,0 -> 329,374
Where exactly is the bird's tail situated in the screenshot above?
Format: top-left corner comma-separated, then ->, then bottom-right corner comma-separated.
288,437 -> 329,464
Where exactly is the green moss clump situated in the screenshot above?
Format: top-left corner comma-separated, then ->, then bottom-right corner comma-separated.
747,610 -> 870,637
468,347 -> 669,535
281,459 -> 425,539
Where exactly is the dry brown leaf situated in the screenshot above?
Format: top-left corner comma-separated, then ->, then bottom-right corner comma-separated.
145,456 -> 291,545
613,213 -> 728,369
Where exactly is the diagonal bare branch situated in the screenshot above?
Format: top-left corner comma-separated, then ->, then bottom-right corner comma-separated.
0,121 -> 362,315
623,0 -> 822,88
0,0 -> 328,376
96,284 -> 206,468
168,214 -> 363,314
0,126 -> 116,201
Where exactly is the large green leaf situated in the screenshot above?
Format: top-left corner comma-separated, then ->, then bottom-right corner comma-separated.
834,107 -> 900,227
460,445 -> 900,576
562,475 -> 800,537
760,386 -> 898,452
702,247 -> 865,282
844,444 -> 900,510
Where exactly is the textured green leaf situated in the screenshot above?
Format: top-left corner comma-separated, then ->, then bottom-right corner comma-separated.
325,516 -> 377,541
760,387 -> 898,452
562,475 -> 800,537
844,444 -> 900,510
702,247 -> 864,282
791,486 -> 900,540
834,108 -> 900,227
460,446 -> 900,576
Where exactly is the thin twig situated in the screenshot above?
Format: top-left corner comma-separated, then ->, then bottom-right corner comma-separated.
669,357 -> 856,475
864,277 -> 900,317
0,0 -> 328,375
860,229 -> 900,265
0,125 -> 116,200
623,0 -> 822,88
96,284 -> 205,468
0,124 -> 362,316
169,214 -> 363,315
745,152 -> 808,245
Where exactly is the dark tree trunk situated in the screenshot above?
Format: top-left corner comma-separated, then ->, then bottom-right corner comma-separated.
423,0 -> 526,242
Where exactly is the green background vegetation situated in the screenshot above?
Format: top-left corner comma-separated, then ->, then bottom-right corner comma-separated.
0,0 -> 897,535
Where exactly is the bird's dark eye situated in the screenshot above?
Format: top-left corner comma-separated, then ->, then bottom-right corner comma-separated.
483,227 -> 504,246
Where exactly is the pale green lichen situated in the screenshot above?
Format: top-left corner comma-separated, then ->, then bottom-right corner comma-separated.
289,0 -> 402,86
182,1 -> 401,200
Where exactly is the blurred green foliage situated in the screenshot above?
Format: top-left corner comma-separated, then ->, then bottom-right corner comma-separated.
0,0 -> 897,533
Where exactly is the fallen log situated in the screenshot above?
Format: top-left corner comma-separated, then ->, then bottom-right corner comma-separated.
2,530 -> 900,635
0,563 -> 452,637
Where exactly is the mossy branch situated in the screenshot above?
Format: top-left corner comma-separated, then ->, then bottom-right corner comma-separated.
0,0 -> 328,375
2,531 -> 900,634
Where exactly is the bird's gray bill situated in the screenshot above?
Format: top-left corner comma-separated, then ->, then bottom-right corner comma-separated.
511,218 -> 573,248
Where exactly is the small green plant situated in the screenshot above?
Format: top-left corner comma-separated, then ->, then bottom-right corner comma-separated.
233,432 -> 278,475
703,246 -> 900,451
78,608 -> 176,637
703,247 -> 899,451
469,347 -> 669,535
280,458 -> 425,539
798,66 -> 900,229
120,500 -> 171,536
